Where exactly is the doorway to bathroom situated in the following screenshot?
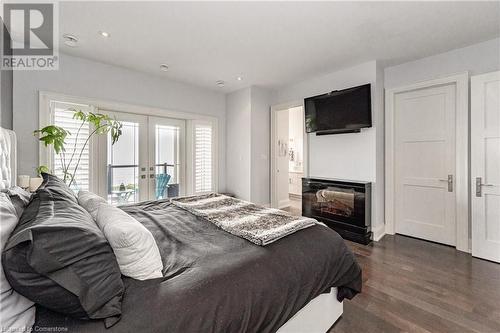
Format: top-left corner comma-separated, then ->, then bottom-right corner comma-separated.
271,105 -> 305,215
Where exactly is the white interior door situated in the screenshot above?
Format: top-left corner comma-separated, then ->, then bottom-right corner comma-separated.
394,84 -> 457,246
471,71 -> 500,263
148,116 -> 186,200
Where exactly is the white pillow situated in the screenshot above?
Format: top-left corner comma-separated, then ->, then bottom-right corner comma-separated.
95,203 -> 163,280
0,193 -> 35,331
78,190 -> 107,220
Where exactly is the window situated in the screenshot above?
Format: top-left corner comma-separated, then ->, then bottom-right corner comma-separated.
194,122 -> 213,193
40,93 -> 218,197
51,101 -> 91,191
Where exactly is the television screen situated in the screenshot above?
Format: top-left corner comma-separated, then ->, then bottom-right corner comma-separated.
304,84 -> 372,133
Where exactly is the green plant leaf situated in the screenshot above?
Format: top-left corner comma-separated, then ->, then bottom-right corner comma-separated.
36,165 -> 49,176
72,109 -> 87,122
34,125 -> 70,155
34,108 -> 123,186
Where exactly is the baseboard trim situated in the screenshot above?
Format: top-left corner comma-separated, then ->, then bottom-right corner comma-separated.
372,224 -> 386,242
279,199 -> 291,209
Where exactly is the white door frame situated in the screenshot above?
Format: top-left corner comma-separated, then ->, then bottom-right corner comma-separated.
385,72 -> 469,252
39,91 -> 220,195
471,70 -> 500,262
270,100 -> 308,208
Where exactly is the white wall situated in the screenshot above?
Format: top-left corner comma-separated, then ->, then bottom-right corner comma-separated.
375,62 -> 385,239
385,38 -> 500,89
271,61 -> 384,235
13,53 -> 226,190
272,61 -> 378,181
384,37 -> 500,242
225,85 -> 271,204
226,87 -> 252,200
250,86 -> 271,204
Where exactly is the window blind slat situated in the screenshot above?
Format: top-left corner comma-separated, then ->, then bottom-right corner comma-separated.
52,103 -> 91,191
194,124 -> 213,193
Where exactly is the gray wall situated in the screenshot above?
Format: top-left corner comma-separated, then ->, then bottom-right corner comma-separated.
226,87 -> 252,200
13,53 -> 227,190
225,86 -> 271,204
250,86 -> 271,205
0,20 -> 13,130
384,38 -> 500,88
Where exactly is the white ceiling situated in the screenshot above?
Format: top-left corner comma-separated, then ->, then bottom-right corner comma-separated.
54,1 -> 500,91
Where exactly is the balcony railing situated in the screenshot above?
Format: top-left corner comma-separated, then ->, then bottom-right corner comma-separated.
107,163 -> 176,193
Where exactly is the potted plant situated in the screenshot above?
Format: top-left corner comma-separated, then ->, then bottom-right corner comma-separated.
34,109 -> 122,188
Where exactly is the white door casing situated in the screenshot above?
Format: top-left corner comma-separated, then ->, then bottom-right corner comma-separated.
270,100 -> 308,209
385,73 -> 469,252
276,109 -> 290,208
394,84 -> 456,246
39,92 -> 219,198
471,71 -> 500,263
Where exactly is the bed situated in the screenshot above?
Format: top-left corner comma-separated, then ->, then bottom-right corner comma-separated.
0,127 -> 362,333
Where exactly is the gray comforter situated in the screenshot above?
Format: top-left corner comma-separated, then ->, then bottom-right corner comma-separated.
35,200 -> 361,333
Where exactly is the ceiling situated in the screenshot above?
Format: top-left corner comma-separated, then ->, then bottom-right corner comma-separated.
42,2 -> 500,91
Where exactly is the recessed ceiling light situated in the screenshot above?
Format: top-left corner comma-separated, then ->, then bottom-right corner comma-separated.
63,34 -> 78,47
216,80 -> 225,88
99,31 -> 110,38
236,76 -> 243,81
160,64 -> 169,71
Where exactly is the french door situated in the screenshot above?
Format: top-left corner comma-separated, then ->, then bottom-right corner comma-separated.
148,116 -> 185,202
97,111 -> 185,205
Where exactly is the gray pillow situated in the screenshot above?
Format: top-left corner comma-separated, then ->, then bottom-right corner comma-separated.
2,175 -> 124,327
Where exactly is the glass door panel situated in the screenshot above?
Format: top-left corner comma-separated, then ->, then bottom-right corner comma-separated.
149,117 -> 185,200
100,112 -> 148,204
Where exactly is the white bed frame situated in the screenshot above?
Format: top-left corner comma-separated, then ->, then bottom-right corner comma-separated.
0,126 -> 343,332
278,288 -> 343,333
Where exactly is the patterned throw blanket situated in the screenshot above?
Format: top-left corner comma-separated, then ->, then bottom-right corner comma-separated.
170,193 -> 319,246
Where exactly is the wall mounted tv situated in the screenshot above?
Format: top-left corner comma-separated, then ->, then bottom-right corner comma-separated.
304,84 -> 372,135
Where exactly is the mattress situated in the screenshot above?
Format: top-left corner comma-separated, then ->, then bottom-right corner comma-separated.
35,199 -> 361,333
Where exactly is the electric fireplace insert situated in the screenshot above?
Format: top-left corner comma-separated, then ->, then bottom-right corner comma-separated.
302,177 -> 372,244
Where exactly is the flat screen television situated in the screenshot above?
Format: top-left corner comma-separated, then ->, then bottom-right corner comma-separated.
304,84 -> 372,134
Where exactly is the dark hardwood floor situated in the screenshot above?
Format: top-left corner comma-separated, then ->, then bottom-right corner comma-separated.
329,235 -> 500,333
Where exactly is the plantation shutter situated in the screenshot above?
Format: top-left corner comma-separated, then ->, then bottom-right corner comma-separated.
194,122 -> 213,193
51,101 -> 91,191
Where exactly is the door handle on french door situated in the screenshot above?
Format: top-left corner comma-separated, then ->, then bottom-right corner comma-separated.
476,177 -> 494,197
439,175 -> 453,192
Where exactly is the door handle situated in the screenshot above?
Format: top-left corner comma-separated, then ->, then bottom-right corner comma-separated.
476,177 -> 494,197
439,175 -> 453,192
